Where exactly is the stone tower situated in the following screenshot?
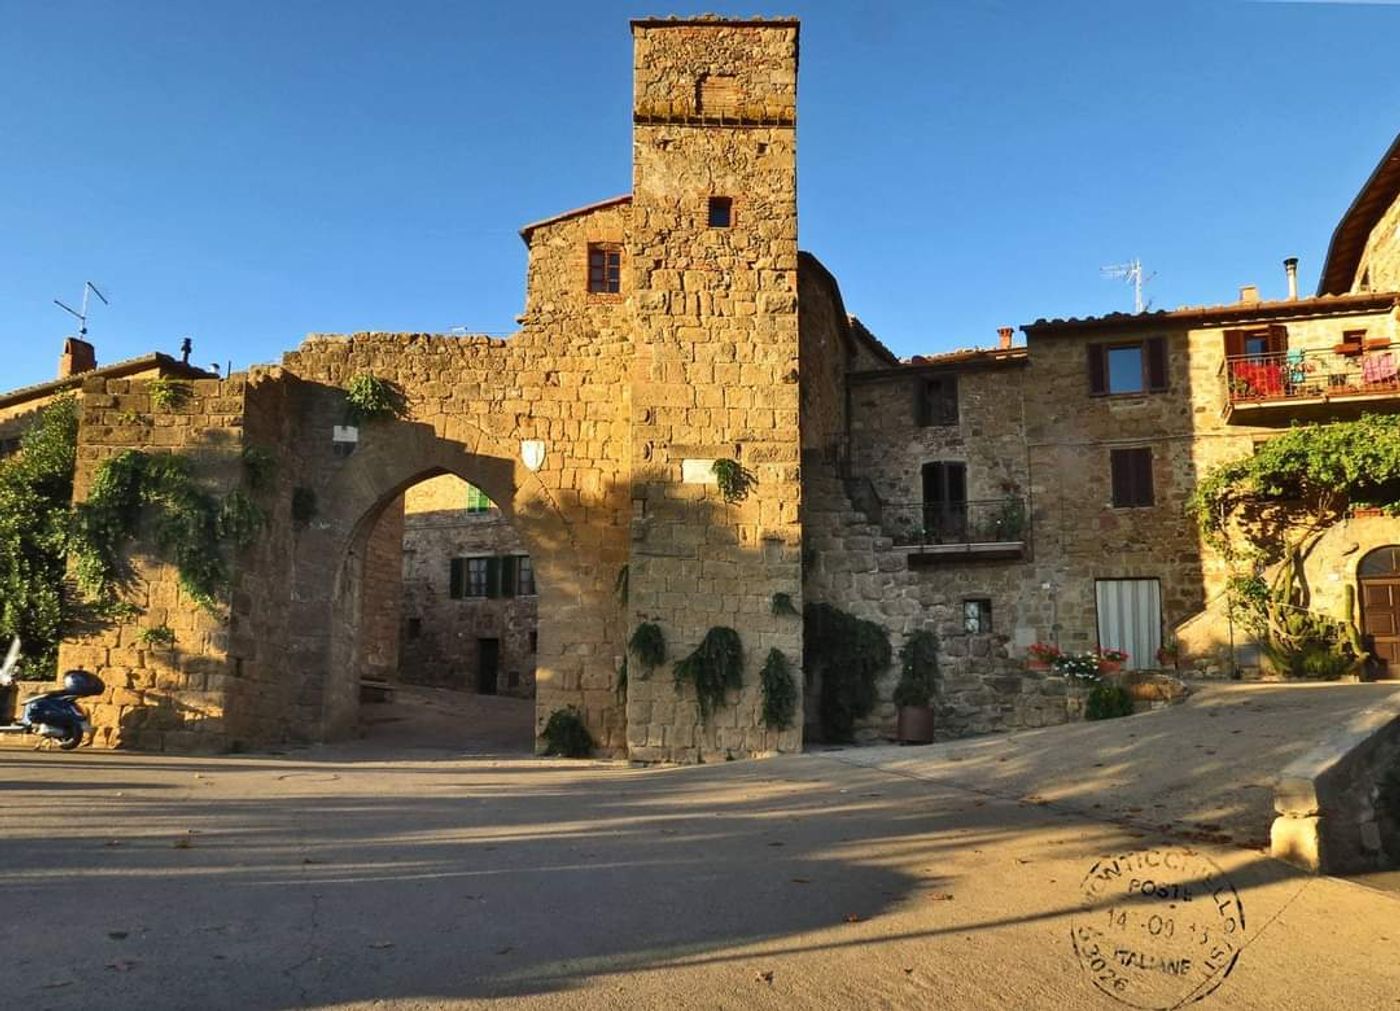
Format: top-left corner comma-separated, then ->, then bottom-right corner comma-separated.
625,18 -> 804,760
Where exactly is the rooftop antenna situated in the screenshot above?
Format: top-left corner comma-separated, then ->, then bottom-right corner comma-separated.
1100,259 -> 1155,314
53,281 -> 109,338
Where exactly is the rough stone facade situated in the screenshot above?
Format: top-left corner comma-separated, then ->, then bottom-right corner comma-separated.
397,474 -> 538,697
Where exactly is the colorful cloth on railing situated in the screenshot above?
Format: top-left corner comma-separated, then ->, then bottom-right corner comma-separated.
1230,361 -> 1286,397
1362,351 -> 1397,385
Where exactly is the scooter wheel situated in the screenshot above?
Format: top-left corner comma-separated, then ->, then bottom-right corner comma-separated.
57,728 -> 83,750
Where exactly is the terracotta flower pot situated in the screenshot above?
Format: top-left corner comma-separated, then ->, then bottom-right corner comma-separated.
896,705 -> 935,744
1098,660 -> 1123,674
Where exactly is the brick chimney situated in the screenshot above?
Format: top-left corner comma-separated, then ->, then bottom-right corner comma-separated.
1239,284 -> 1260,305
997,326 -> 1014,350
58,337 -> 96,378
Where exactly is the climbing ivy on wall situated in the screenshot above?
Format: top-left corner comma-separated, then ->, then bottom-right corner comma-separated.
0,397 -> 79,677
803,602 -> 891,742
71,447 -> 271,613
759,648 -> 798,730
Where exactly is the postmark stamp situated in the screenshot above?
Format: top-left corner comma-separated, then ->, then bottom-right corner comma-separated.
1070,847 -> 1245,1009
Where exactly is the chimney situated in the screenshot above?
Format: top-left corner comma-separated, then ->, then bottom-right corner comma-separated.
1239,284 -> 1260,305
58,337 -> 96,378
1284,257 -> 1299,300
997,326 -> 1014,350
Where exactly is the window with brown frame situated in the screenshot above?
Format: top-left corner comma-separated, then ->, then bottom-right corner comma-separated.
1088,336 -> 1168,395
1110,447 -> 1154,508
1223,324 -> 1287,360
587,243 -> 621,294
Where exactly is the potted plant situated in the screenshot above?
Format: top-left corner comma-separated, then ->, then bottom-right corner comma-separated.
1026,642 -> 1062,671
1154,641 -> 1179,669
1052,652 -> 1102,681
894,630 -> 938,745
1096,647 -> 1129,674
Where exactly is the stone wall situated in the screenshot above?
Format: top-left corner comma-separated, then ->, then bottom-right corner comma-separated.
624,20 -> 804,762
58,375 -> 250,751
398,474 -> 538,697
357,494 -> 404,684
1355,189 -> 1400,293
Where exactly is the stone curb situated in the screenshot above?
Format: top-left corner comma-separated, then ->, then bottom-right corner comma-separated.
1271,685 -> 1400,872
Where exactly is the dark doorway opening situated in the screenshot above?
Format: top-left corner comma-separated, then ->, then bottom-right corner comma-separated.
477,638 -> 500,695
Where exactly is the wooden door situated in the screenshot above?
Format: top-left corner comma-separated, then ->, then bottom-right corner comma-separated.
1360,580 -> 1400,673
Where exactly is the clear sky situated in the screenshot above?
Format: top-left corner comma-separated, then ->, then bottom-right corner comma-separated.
2,0 -> 1398,389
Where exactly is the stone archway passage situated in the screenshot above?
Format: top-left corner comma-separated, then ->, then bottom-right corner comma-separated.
1359,545 -> 1400,674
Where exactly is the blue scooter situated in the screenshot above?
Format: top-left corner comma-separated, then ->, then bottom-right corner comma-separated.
0,639 -> 103,750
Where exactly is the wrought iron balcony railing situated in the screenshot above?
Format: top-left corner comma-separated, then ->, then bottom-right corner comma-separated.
883,497 -> 1029,548
1223,343 -> 1400,408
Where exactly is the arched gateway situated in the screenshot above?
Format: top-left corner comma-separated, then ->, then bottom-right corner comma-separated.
58,19 -> 809,762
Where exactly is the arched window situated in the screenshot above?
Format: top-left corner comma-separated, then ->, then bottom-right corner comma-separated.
1358,545 -> 1400,577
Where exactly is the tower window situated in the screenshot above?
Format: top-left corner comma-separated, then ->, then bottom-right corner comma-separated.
708,197 -> 733,228
587,243 -> 621,293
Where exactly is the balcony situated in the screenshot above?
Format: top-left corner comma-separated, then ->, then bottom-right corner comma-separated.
1222,343 -> 1400,422
883,498 -> 1029,563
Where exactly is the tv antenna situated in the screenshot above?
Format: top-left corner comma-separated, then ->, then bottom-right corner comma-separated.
1100,259 -> 1154,314
53,281 -> 110,338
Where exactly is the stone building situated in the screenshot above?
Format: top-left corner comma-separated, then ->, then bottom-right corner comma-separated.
8,16 -> 1399,758
396,474 -> 538,697
0,337 -> 211,451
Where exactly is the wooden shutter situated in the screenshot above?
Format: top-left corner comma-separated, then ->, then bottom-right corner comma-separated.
1145,336 -> 1168,392
500,555 -> 517,598
1266,324 -> 1288,355
913,379 -> 931,426
1111,448 -> 1154,507
1088,344 -> 1107,395
486,557 -> 502,599
449,558 -> 464,599
1223,329 -> 1247,360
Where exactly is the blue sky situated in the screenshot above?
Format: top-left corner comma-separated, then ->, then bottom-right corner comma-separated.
2,0 -> 1398,388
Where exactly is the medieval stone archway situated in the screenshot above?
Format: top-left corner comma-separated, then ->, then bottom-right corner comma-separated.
293,419 -> 609,747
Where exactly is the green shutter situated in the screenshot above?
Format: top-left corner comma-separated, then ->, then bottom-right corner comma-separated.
500,555 -> 517,598
449,558 -> 464,599
486,557 -> 502,598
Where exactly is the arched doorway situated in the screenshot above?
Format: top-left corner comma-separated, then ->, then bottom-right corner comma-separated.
1358,545 -> 1400,675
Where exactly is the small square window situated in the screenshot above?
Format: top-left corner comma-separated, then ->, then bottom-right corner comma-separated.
587,243 -> 621,294
915,376 -> 958,426
1106,346 -> 1144,394
963,599 -> 992,634
406,617 -> 422,640
708,196 -> 732,228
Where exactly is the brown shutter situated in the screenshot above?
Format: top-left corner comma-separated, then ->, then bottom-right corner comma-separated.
1135,448 -> 1155,506
1223,329 -> 1247,360
449,558 -> 464,599
1110,449 -> 1130,507
1266,324 -> 1288,355
913,379 -> 930,426
1088,344 -> 1107,395
1145,336 -> 1168,392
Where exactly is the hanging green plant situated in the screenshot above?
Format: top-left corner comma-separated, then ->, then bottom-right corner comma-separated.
893,630 -> 939,708
540,706 -> 593,758
291,486 -> 318,526
759,647 -> 798,730
217,489 -> 265,548
343,373 -> 405,423
770,591 -> 799,617
614,563 -> 629,605
628,621 -> 666,678
673,626 -> 743,722
804,602 -> 891,742
241,446 -> 277,491
147,378 -> 192,412
138,624 -> 176,649
616,655 -> 629,699
712,458 -> 757,504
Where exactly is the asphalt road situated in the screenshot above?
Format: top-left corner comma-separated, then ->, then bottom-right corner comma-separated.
2,706 -> 1398,1010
